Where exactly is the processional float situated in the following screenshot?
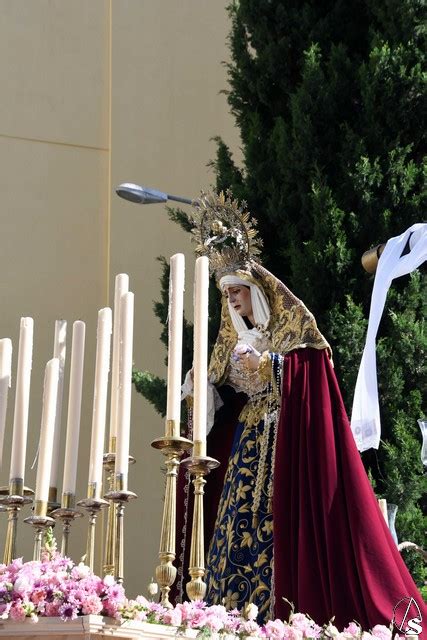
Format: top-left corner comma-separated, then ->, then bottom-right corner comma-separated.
0,182 -> 425,607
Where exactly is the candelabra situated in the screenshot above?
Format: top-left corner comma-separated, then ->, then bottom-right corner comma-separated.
151,422 -> 193,607
0,480 -> 33,565
51,493 -> 83,557
104,474 -> 137,584
77,485 -> 108,571
24,499 -> 55,560
181,442 -> 219,601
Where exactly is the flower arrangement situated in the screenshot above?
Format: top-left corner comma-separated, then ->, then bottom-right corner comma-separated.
120,598 -> 399,640
0,554 -> 125,622
0,553 -> 400,639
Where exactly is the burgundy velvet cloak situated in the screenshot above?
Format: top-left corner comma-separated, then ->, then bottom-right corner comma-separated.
176,347 -> 425,632
273,347 -> 425,630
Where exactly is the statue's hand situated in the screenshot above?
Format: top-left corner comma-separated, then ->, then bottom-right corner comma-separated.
233,344 -> 261,371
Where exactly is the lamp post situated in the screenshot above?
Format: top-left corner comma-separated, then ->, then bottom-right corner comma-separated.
116,183 -> 192,206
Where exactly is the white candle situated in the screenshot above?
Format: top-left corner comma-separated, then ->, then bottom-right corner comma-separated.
0,338 -> 12,468
35,358 -> 60,504
166,254 -> 185,435
88,308 -> 112,498
62,321 -> 85,496
115,292 -> 134,488
109,274 -> 129,445
193,257 -> 209,456
50,319 -> 67,490
9,317 -> 34,483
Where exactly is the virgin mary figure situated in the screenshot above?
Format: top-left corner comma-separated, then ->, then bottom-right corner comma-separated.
179,191 -> 425,630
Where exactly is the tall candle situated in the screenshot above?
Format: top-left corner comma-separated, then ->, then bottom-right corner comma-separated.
109,274 -> 129,445
193,257 -> 209,456
62,321 -> 85,497
50,319 -> 67,490
115,292 -> 134,488
88,308 -> 112,498
166,254 -> 185,436
34,359 -> 60,505
0,338 -> 12,468
9,317 -> 34,483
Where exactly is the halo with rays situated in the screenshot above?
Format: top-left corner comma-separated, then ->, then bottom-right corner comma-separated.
188,190 -> 263,278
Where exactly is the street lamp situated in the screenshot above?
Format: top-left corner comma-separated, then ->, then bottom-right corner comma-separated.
115,183 -> 193,206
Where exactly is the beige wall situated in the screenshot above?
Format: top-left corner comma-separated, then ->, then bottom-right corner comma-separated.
0,1 -> 239,599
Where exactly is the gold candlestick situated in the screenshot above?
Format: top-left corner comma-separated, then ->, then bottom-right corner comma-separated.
104,474 -> 137,584
181,443 -> 219,601
151,425 -> 193,608
77,484 -> 108,571
102,448 -> 117,575
102,444 -> 136,575
51,492 -> 83,557
0,480 -> 33,565
24,500 -> 55,560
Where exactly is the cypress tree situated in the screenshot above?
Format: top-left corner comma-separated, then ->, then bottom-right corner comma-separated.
134,0 -> 426,586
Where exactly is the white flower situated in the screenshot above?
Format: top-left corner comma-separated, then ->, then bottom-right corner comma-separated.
75,563 -> 91,579
13,576 -> 32,596
244,603 -> 258,621
147,580 -> 158,596
103,574 -> 115,586
325,624 -> 340,638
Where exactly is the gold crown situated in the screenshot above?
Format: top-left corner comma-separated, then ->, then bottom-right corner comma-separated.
189,190 -> 263,278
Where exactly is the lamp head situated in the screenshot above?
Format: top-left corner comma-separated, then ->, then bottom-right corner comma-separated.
115,183 -> 168,205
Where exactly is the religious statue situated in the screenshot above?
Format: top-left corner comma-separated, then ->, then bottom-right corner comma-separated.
178,191 -> 425,629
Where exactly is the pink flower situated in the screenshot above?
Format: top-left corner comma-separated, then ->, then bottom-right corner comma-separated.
135,595 -> 149,608
132,608 -> 148,622
344,622 -> 362,636
9,602 -> 26,621
240,619 -> 262,636
59,601 -> 79,620
44,601 -> 62,617
30,588 -> 46,605
0,603 -> 12,619
371,625 -> 392,640
290,612 -> 322,638
175,601 -> 194,623
9,558 -> 23,575
81,594 -> 103,615
283,627 -> 303,640
264,618 -> 287,639
205,613 -> 226,632
162,608 -> 183,627
103,599 -> 121,619
188,608 -> 208,628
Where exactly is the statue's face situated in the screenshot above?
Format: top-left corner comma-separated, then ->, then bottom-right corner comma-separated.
225,285 -> 253,318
